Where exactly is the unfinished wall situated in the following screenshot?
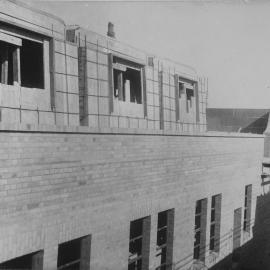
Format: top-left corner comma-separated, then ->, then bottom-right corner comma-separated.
0,1 -> 207,133
0,127 -> 262,270
68,27 -> 207,132
0,0 -> 68,126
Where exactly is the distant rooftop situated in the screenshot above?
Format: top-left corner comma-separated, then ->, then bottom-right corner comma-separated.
207,108 -> 270,134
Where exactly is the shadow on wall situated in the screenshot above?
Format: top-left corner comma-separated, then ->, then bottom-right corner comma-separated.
209,191 -> 270,270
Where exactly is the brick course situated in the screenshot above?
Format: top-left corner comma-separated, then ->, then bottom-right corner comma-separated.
0,128 -> 263,270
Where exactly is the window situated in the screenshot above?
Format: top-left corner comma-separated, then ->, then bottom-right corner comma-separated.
57,235 -> 91,270
209,194 -> 222,252
0,38 -> 20,86
20,39 -> 44,88
0,25 -> 47,89
113,56 -> 143,104
243,185 -> 252,233
186,87 -> 194,113
156,209 -> 174,270
194,198 -> 207,261
178,82 -> 185,97
174,75 -> 198,121
129,216 -> 151,270
0,250 -> 43,270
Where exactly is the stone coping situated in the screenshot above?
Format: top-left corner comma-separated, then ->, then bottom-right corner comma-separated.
0,123 -> 264,138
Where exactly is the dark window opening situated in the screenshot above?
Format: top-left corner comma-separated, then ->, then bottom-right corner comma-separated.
21,39 -> 44,89
0,41 -> 17,85
209,194 -> 222,252
243,185 -> 252,233
186,88 -> 194,113
0,250 -> 43,270
57,235 -> 91,270
129,216 -> 150,270
156,209 -> 174,270
113,57 -> 143,104
186,88 -> 194,100
193,198 -> 207,261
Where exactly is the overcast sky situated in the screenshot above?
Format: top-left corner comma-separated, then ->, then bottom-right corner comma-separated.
29,0 -> 270,109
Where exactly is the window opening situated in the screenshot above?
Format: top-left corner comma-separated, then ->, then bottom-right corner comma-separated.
0,41 -> 17,85
57,235 -> 91,270
193,198 -> 207,261
0,250 -> 43,270
113,56 -> 143,104
156,209 -> 174,270
129,216 -> 150,270
243,185 -> 252,233
209,194 -> 222,252
186,88 -> 194,113
20,39 -> 44,89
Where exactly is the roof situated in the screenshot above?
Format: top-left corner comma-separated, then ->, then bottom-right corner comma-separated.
206,108 -> 270,134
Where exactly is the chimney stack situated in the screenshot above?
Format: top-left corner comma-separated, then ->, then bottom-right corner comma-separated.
107,22 -> 115,38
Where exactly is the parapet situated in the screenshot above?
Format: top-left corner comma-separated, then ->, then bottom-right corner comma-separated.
0,0 -> 208,134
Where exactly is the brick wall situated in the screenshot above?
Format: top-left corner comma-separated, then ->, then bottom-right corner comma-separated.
0,127 -> 263,270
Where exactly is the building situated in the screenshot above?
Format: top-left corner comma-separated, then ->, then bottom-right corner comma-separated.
0,1 -> 264,270
207,108 -> 270,134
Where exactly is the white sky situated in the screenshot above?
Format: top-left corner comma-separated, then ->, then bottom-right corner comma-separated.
29,0 -> 270,109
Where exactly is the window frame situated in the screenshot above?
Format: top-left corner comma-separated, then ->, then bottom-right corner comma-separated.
0,23 -> 50,90
112,56 -> 144,104
57,235 -> 91,270
209,194 -> 222,253
193,198 -> 207,262
243,185 -> 252,233
108,53 -> 147,117
128,216 -> 151,270
156,209 -> 174,270
174,74 -> 199,122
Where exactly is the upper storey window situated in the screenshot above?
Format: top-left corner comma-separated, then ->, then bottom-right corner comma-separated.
0,24 -> 48,89
178,79 -> 195,113
186,86 -> 195,113
21,39 -> 44,89
174,74 -> 198,122
113,56 -> 143,104
0,33 -> 21,86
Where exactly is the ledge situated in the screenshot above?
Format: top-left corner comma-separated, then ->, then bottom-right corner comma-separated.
0,123 -> 264,138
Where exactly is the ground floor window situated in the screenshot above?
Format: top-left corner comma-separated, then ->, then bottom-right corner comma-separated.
194,198 -> 207,261
0,250 -> 43,270
129,216 -> 151,270
57,235 -> 91,270
156,209 -> 174,270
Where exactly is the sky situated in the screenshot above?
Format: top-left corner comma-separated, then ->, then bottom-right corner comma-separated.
28,0 -> 270,109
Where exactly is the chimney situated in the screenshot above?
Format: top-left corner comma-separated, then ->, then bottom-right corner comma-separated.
107,22 -> 115,38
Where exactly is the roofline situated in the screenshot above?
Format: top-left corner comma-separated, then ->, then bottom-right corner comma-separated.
67,25 -> 198,76
6,0 -> 65,25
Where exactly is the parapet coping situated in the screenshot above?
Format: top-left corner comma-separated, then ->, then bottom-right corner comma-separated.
0,123 -> 264,138
6,0 -> 65,24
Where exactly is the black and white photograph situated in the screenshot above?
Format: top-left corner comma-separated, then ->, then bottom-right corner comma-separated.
0,0 -> 269,269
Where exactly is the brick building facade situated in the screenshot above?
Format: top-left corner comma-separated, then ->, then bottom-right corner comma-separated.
0,1 -> 264,270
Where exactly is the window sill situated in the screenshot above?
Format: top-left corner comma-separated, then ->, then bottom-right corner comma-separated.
112,99 -> 144,118
21,86 -> 45,91
0,84 -> 46,91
